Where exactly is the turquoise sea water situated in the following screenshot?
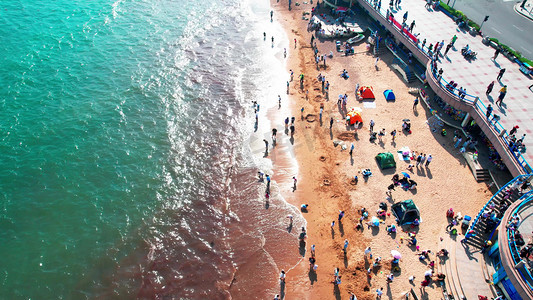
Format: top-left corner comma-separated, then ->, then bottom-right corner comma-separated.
1,0 -> 301,298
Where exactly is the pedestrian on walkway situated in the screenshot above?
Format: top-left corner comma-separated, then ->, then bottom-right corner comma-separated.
486,81 -> 494,95
425,154 -> 432,167
486,104 -> 493,118
451,35 -> 457,46
375,56 -> 380,68
497,68 -> 506,81
510,125 -> 519,135
444,43 -> 452,56
496,85 -> 507,106
422,38 -> 426,50
413,96 -> 419,110
492,47 -> 501,60
410,20 -> 415,32
402,11 -> 408,23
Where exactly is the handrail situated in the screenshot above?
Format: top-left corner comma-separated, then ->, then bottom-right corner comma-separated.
506,195 -> 533,291
467,174 -> 533,233
427,65 -> 533,174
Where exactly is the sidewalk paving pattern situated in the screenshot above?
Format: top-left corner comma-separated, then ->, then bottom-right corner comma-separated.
370,0 -> 533,171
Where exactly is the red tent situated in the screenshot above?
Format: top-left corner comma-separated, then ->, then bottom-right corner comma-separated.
358,86 -> 375,99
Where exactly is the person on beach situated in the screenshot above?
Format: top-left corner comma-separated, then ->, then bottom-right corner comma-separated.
279,270 -> 285,283
331,221 -> 335,228
350,143 -> 354,156
263,139 -> 269,152
376,287 -> 383,298
272,128 -> 277,143
287,214 -> 293,226
311,244 -> 316,256
292,176 -> 297,190
301,204 -> 309,212
425,154 -> 432,166
391,129 -> 397,142
258,171 -> 264,182
270,10 -> 273,21
290,125 -> 295,136
370,119 -> 375,132
338,210 -> 345,222
343,239 -> 349,253
330,117 -> 334,129
378,128 -> 385,142
413,96 -> 419,110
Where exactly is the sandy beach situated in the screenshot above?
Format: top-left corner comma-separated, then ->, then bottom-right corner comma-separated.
266,1 -> 494,299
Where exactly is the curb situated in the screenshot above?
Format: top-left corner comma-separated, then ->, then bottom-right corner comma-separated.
514,3 -> 533,21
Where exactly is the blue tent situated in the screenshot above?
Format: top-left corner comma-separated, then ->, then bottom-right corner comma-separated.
384,89 -> 396,101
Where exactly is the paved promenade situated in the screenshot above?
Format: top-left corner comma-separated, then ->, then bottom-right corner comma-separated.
365,0 -> 533,171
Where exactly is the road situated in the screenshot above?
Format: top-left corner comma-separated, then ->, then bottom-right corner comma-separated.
447,0 -> 533,58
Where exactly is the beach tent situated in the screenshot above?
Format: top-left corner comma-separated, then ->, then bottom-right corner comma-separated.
383,89 -> 396,101
375,152 -> 396,169
346,111 -> 363,125
391,199 -> 421,226
358,86 -> 375,100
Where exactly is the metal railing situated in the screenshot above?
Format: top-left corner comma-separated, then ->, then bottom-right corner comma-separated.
428,66 -> 533,174
468,174 -> 533,234
506,195 -> 533,292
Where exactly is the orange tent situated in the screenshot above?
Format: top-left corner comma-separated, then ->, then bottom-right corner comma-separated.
346,110 -> 363,125
358,86 -> 375,99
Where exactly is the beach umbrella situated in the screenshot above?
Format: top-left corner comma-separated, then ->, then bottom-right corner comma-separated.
391,250 -> 402,259
401,172 -> 410,178
371,217 -> 380,226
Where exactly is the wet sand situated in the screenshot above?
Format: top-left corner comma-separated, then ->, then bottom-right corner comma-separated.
268,1 -> 493,299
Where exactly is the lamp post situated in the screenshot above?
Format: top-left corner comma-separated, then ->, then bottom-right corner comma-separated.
480,15 -> 489,31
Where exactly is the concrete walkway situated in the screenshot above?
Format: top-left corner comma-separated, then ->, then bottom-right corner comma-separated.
361,0 -> 533,171
441,232 -> 494,299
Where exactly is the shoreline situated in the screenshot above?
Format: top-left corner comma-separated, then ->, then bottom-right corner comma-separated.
269,1 -> 494,299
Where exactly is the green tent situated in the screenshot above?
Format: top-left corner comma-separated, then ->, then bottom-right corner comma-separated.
375,152 -> 396,169
391,199 -> 420,225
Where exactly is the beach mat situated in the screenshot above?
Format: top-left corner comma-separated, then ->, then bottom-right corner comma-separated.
363,102 -> 376,109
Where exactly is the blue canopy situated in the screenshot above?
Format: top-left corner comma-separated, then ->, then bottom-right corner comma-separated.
384,89 -> 396,101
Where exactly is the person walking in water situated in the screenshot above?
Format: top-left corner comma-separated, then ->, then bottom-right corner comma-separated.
292,176 -> 297,190
263,139 -> 269,152
270,10 -> 273,21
